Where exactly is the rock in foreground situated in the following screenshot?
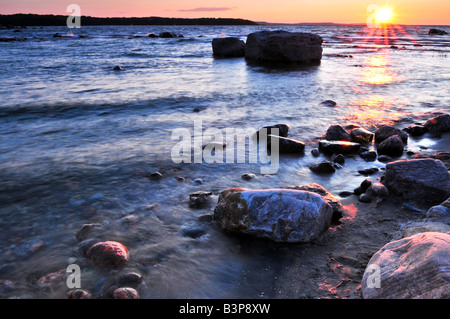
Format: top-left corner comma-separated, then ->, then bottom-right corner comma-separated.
86,241 -> 129,269
212,37 -> 246,58
362,232 -> 450,299
383,158 -> 450,204
245,30 -> 323,64
213,188 -> 333,243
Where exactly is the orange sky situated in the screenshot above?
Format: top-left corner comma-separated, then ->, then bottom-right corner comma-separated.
1,0 -> 449,25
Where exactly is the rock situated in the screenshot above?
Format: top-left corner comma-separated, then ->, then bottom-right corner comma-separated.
53,33 -> 63,38
267,135 -> 305,154
368,182 -> 389,196
360,179 -> 372,190
241,173 -> 256,180
320,100 -> 337,107
257,124 -> 290,138
286,183 -> 344,215
377,135 -> 404,156
75,223 -> 101,241
189,191 -> 213,208
426,205 -> 450,220
37,269 -> 68,290
193,178 -> 203,185
245,30 -> 323,64
362,232 -> 450,299
353,186 -> 365,195
197,214 -> 213,223
311,148 -> 320,157
159,32 -> 180,38
212,37 -> 246,58
360,150 -> 377,161
403,125 -> 428,137
359,193 -> 373,203
86,241 -> 129,269
428,28 -> 448,35
401,222 -> 450,238
358,167 -> 379,176
148,171 -> 163,180
378,155 -> 393,162
350,127 -> 374,144
383,158 -> 450,204
148,33 -> 158,38
213,188 -> 334,243
310,161 -> 336,174
180,221 -> 207,238
117,272 -> 143,287
374,125 -> 408,144
67,289 -> 92,299
113,66 -> 123,71
338,191 -> 353,198
318,140 -> 361,155
324,125 -> 351,141
113,287 -> 139,299
442,197 -> 450,209
331,154 -> 345,164
423,114 -> 450,133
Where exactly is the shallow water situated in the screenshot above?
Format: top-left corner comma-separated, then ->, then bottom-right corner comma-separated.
0,24 -> 449,298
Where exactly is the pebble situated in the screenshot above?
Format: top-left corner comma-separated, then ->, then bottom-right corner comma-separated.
353,186 -> 365,195
338,191 -> 353,198
360,151 -> 377,161
117,272 -> 142,287
360,179 -> 372,191
148,171 -> 163,180
113,287 -> 139,299
193,178 -> 203,185
331,154 -> 345,165
309,161 -> 336,174
359,193 -> 373,203
67,289 -> 91,299
86,241 -> 129,269
311,148 -> 320,157
241,173 -> 256,180
358,167 -> 379,176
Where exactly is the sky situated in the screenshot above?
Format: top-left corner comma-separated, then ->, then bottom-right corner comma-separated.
0,0 -> 449,25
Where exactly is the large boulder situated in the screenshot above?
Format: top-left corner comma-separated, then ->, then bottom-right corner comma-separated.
212,37 -> 246,58
383,158 -> 450,204
362,232 -> 450,299
245,30 -> 323,64
213,188 -> 333,243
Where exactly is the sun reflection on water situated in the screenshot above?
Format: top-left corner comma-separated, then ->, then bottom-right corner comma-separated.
360,54 -> 396,85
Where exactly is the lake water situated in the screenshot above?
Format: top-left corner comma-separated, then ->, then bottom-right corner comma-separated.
0,24 -> 449,298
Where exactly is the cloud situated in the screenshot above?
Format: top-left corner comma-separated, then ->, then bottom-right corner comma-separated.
176,7 -> 236,12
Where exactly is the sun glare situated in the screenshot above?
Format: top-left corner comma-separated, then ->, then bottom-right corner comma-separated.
375,7 -> 394,24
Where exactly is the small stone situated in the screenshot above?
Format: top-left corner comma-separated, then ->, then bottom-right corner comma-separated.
338,191 -> 353,198
320,100 -> 337,107
360,151 -> 377,161
180,221 -> 207,239
117,272 -> 142,287
148,171 -> 163,180
426,205 -> 450,219
311,148 -> 320,157
377,135 -> 405,157
67,289 -> 91,299
369,182 -> 389,196
176,176 -> 185,182
241,173 -> 256,180
75,223 -> 101,241
358,167 -> 379,176
193,178 -> 203,185
113,66 -> 123,71
113,287 -> 139,299
353,186 -> 365,195
267,135 -> 305,154
378,155 -> 393,162
350,127 -> 374,144
86,241 -> 129,269
310,161 -> 336,174
360,179 -> 372,190
331,154 -> 345,164
359,193 -> 373,203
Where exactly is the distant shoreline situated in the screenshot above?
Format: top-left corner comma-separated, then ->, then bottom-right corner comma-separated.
0,14 -> 258,26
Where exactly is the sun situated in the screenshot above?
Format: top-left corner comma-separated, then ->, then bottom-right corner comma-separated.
375,6 -> 394,24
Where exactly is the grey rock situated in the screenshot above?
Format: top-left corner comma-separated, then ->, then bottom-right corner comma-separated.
377,135 -> 404,156
375,125 -> 408,144
368,182 -> 389,196
324,125 -> 351,141
401,221 -> 450,238
245,30 -> 323,64
362,232 -> 450,299
383,158 -> 450,204
213,188 -> 334,243
286,183 -> 344,215
426,205 -> 450,220
212,37 -> 246,58
423,114 -> 450,133
350,127 -> 374,144
318,140 -> 361,155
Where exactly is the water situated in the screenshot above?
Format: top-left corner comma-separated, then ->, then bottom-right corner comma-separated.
0,24 -> 449,298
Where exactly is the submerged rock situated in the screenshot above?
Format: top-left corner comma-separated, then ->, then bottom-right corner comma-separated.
428,28 -> 448,35
376,135 -> 404,156
213,188 -> 334,243
383,158 -> 450,204
159,32 -> 181,38
403,125 -> 428,137
318,140 -> 361,155
423,113 -> 450,133
86,241 -> 129,269
245,30 -> 323,64
241,173 -> 256,180
189,191 -> 213,208
320,100 -> 337,107
257,124 -> 290,138
310,161 -> 336,174
212,37 -> 246,58
324,125 -> 351,141
362,232 -> 450,299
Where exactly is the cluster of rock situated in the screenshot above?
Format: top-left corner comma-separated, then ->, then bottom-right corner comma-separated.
212,30 -> 323,64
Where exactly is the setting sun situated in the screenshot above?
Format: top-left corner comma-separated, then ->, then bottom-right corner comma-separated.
375,6 -> 394,24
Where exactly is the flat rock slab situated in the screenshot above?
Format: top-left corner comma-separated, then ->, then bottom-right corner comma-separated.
213,188 -> 333,243
383,158 -> 450,204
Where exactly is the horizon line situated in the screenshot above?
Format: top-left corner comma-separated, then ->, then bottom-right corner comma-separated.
1,13 -> 449,26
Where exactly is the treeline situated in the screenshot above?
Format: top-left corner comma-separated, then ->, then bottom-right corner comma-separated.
0,14 -> 258,26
